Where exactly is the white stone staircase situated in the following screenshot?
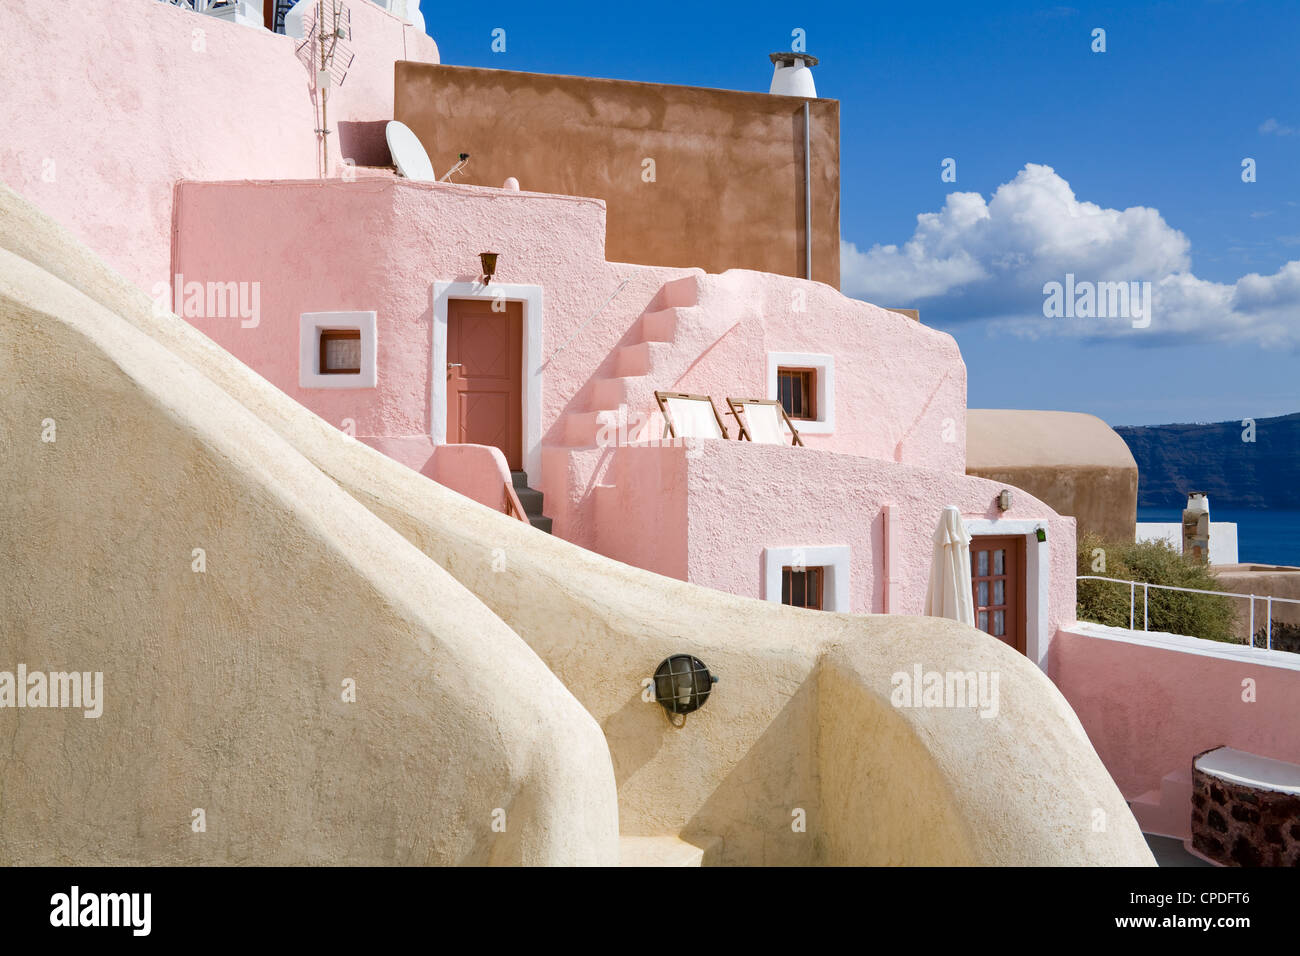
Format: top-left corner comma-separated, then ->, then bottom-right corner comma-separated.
1129,767 -> 1194,839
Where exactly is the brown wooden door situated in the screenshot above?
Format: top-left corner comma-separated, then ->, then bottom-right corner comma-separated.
970,536 -> 1026,654
447,298 -> 523,469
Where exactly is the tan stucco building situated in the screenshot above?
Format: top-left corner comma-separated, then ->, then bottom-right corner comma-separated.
967,409 -> 1139,542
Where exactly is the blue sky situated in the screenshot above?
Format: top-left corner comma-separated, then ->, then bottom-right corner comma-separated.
422,0 -> 1299,425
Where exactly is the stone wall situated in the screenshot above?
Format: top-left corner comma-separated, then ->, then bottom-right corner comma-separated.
1191,753 -> 1300,866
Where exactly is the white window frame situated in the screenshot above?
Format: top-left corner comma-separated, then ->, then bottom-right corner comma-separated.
763,545 -> 851,612
300,311 -> 377,389
767,352 -> 834,434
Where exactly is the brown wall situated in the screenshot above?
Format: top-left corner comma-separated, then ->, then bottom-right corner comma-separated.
394,63 -> 840,287
1212,565 -> 1300,644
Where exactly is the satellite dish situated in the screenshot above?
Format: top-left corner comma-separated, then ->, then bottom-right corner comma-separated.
385,121 -> 436,182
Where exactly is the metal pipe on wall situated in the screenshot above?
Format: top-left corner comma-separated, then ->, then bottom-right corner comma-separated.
803,100 -> 812,281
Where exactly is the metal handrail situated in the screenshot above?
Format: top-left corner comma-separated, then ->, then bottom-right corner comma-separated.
1076,575 -> 1300,651
504,482 -> 528,524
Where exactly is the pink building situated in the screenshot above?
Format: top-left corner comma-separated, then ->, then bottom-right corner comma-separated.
170,175 -> 1075,667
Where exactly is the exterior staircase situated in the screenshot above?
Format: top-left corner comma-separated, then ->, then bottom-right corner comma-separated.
539,273 -> 738,541
556,275 -> 734,449
510,470 -> 552,533
1128,767 -> 1194,839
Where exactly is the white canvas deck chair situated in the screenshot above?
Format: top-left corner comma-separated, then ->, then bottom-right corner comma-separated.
725,397 -> 804,446
654,391 -> 730,440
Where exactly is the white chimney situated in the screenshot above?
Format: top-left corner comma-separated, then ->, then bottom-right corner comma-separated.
1182,492 -> 1210,562
769,52 -> 819,98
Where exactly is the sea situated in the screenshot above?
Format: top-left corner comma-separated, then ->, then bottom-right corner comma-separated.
1137,507 -> 1300,568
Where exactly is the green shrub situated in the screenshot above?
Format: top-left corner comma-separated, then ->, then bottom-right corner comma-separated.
1076,533 -> 1237,643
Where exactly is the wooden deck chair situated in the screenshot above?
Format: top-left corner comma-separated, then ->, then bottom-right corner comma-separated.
654,391 -> 730,439
725,397 -> 804,446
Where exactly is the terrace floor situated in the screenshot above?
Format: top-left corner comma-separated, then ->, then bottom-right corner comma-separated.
1144,833 -> 1214,867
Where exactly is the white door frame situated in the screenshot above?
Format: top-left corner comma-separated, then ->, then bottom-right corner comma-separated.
963,518 -> 1050,672
432,282 -> 544,482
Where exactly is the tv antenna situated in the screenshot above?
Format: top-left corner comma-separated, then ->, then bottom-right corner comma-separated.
296,1 -> 355,178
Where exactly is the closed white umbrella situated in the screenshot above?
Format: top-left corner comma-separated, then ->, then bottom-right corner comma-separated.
924,505 -> 975,626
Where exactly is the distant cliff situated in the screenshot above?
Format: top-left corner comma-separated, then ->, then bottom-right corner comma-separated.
1115,412 -> 1300,509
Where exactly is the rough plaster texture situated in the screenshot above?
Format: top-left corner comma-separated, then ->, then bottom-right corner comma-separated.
425,442 -> 516,513
966,409 -> 1138,542
394,63 -> 840,287
0,245 -> 616,865
672,270 -> 965,469
1,185 -> 1154,865
1051,623 -> 1300,801
0,0 -> 436,292
658,441 -> 1075,636
819,633 -> 1143,865
172,177 -> 667,445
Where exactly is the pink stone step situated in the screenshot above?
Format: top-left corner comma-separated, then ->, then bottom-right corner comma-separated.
657,275 -> 700,309
614,340 -> 673,376
591,376 -> 640,409
1128,768 -> 1194,839
563,410 -> 610,447
639,308 -> 677,342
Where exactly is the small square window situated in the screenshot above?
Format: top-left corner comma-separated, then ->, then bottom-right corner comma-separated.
320,329 -> 362,374
781,566 -> 824,610
777,368 -> 816,420
300,311 -> 376,389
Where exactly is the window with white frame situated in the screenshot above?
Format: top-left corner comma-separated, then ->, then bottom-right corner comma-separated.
300,311 -> 377,388
764,545 -> 851,612
767,352 -> 833,433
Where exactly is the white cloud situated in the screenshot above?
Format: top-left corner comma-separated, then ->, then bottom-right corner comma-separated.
842,163 -> 1300,346
1259,117 -> 1298,136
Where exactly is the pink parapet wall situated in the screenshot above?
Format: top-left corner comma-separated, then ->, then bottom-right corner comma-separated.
1052,623 -> 1300,803
423,442 -> 520,515
0,0 -> 437,291
594,439 -> 1077,666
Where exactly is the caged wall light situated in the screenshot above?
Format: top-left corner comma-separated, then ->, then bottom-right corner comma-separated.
651,655 -> 718,726
479,251 -> 499,285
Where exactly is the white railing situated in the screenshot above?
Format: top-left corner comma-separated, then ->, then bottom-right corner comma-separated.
1076,575 -> 1300,651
